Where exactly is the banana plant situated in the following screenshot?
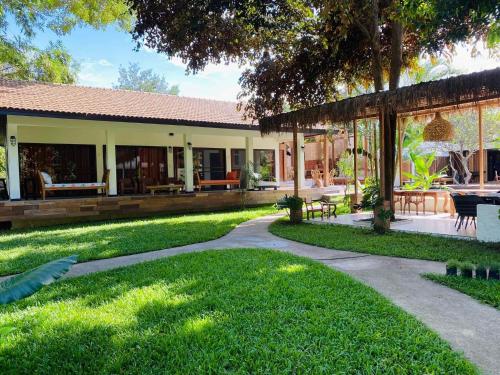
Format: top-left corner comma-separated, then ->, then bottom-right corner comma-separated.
404,151 -> 445,190
0,255 -> 78,305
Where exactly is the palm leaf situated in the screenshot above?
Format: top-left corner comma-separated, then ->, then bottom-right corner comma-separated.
0,255 -> 78,305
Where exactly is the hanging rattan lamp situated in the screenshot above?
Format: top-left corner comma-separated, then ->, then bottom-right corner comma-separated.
423,112 -> 454,142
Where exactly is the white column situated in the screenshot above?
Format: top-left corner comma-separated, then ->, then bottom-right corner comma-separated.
96,144 -> 104,182
225,147 -> 232,174
297,132 -> 305,189
245,136 -> 254,168
183,134 -> 194,192
274,143 -> 281,184
105,130 -> 117,196
6,121 -> 21,200
167,147 -> 174,179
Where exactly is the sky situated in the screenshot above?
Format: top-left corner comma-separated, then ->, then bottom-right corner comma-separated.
13,22 -> 500,102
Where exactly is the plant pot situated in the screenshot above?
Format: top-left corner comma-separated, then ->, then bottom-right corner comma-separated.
475,268 -> 487,280
446,266 -> 458,276
461,269 -> 473,278
489,269 -> 499,280
289,208 -> 303,224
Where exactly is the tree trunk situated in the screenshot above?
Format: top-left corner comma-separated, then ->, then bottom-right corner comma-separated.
293,124 -> 299,197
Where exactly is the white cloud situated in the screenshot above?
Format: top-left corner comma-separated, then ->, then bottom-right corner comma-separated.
77,59 -> 117,88
98,59 -> 113,67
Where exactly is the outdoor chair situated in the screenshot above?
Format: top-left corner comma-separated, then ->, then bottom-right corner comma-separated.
119,177 -> 138,195
403,191 -> 426,215
320,199 -> 337,218
304,197 -> 325,220
38,170 -> 109,200
450,193 -> 484,230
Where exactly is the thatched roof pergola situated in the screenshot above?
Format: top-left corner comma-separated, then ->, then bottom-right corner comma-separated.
259,67 -> 500,134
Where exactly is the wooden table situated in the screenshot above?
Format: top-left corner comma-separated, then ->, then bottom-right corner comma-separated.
394,189 -> 451,215
146,184 -> 184,195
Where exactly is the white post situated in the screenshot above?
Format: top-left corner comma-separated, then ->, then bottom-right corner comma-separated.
183,134 -> 194,192
105,130 -> 117,196
167,147 -> 174,179
96,144 -> 104,182
245,136 -> 254,167
274,142 -> 281,185
297,132 -> 305,189
6,121 -> 21,200
225,147 -> 232,175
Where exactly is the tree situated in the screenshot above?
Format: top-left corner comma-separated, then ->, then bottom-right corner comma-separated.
113,63 -> 180,94
0,146 -> 6,178
1,0 -> 131,83
438,109 -> 500,185
129,0 -> 498,226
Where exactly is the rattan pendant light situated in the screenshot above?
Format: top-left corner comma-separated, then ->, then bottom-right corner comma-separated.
423,112 -> 454,141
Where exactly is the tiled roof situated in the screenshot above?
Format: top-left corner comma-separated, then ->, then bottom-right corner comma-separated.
0,79 -> 255,128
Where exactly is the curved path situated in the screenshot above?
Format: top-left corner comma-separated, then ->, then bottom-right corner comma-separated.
37,215 -> 500,374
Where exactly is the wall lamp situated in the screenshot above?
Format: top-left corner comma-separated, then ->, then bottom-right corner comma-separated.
300,145 -> 305,150
9,136 -> 16,147
187,142 -> 192,150
169,133 -> 174,136
168,146 -> 173,153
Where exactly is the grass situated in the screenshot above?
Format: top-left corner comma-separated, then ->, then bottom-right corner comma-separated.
0,206 -> 275,276
269,219 -> 500,264
0,249 -> 476,374
424,274 -> 500,310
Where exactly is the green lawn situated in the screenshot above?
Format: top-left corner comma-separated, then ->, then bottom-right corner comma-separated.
0,206 -> 275,276
0,249 -> 476,374
424,274 -> 500,310
269,219 -> 500,263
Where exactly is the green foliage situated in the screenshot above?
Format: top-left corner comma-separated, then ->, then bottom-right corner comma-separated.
129,0 -> 497,119
0,255 -> 77,305
0,0 -> 130,82
113,62 -> 180,94
425,274 -> 500,310
404,151 -> 445,190
446,259 -> 461,269
360,177 -> 380,210
269,219 -> 500,264
275,195 -> 303,211
0,206 -> 275,276
0,146 -> 5,178
0,249 -> 476,373
337,151 -> 354,179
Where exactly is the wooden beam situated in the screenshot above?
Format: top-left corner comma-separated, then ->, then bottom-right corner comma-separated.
293,124 -> 299,197
478,105 -> 484,190
323,134 -> 329,186
353,119 -> 359,203
397,117 -> 403,187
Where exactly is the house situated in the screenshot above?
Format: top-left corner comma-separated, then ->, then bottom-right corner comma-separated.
0,79 -> 330,227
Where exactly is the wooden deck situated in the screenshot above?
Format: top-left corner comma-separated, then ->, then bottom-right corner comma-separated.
0,188 -> 328,229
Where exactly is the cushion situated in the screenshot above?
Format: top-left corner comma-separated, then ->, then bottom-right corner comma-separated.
226,171 -> 238,180
40,172 -> 52,185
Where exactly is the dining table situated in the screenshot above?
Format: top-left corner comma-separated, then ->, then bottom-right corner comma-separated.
394,188 -> 452,215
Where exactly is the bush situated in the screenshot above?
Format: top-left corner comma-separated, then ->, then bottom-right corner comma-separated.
446,259 -> 460,276
275,195 -> 303,211
475,263 -> 488,280
459,262 -> 474,278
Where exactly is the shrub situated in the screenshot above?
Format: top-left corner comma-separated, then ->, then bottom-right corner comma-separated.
489,262 -> 500,280
475,263 -> 488,280
459,262 -> 474,278
446,259 -> 460,276
275,195 -> 303,211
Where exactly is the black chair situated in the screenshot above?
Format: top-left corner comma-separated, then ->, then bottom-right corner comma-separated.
450,193 -> 485,230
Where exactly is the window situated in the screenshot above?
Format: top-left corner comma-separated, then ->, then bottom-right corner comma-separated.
231,149 -> 246,176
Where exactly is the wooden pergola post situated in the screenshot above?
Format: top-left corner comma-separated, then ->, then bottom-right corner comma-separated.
293,124 -> 299,197
397,117 -> 403,186
363,126 -> 368,178
353,119 -> 359,203
478,105 -> 484,190
323,134 -> 329,186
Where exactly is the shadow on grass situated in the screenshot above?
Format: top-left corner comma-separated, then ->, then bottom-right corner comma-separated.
0,249 -> 477,374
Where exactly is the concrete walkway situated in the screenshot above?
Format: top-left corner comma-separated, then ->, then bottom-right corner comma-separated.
31,214 -> 500,374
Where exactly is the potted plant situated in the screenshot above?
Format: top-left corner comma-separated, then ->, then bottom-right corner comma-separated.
475,263 -> 488,280
275,195 -> 303,224
489,262 -> 500,280
459,262 -> 474,278
446,259 -> 460,276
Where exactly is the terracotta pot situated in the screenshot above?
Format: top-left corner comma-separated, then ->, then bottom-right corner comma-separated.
289,208 -> 303,224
